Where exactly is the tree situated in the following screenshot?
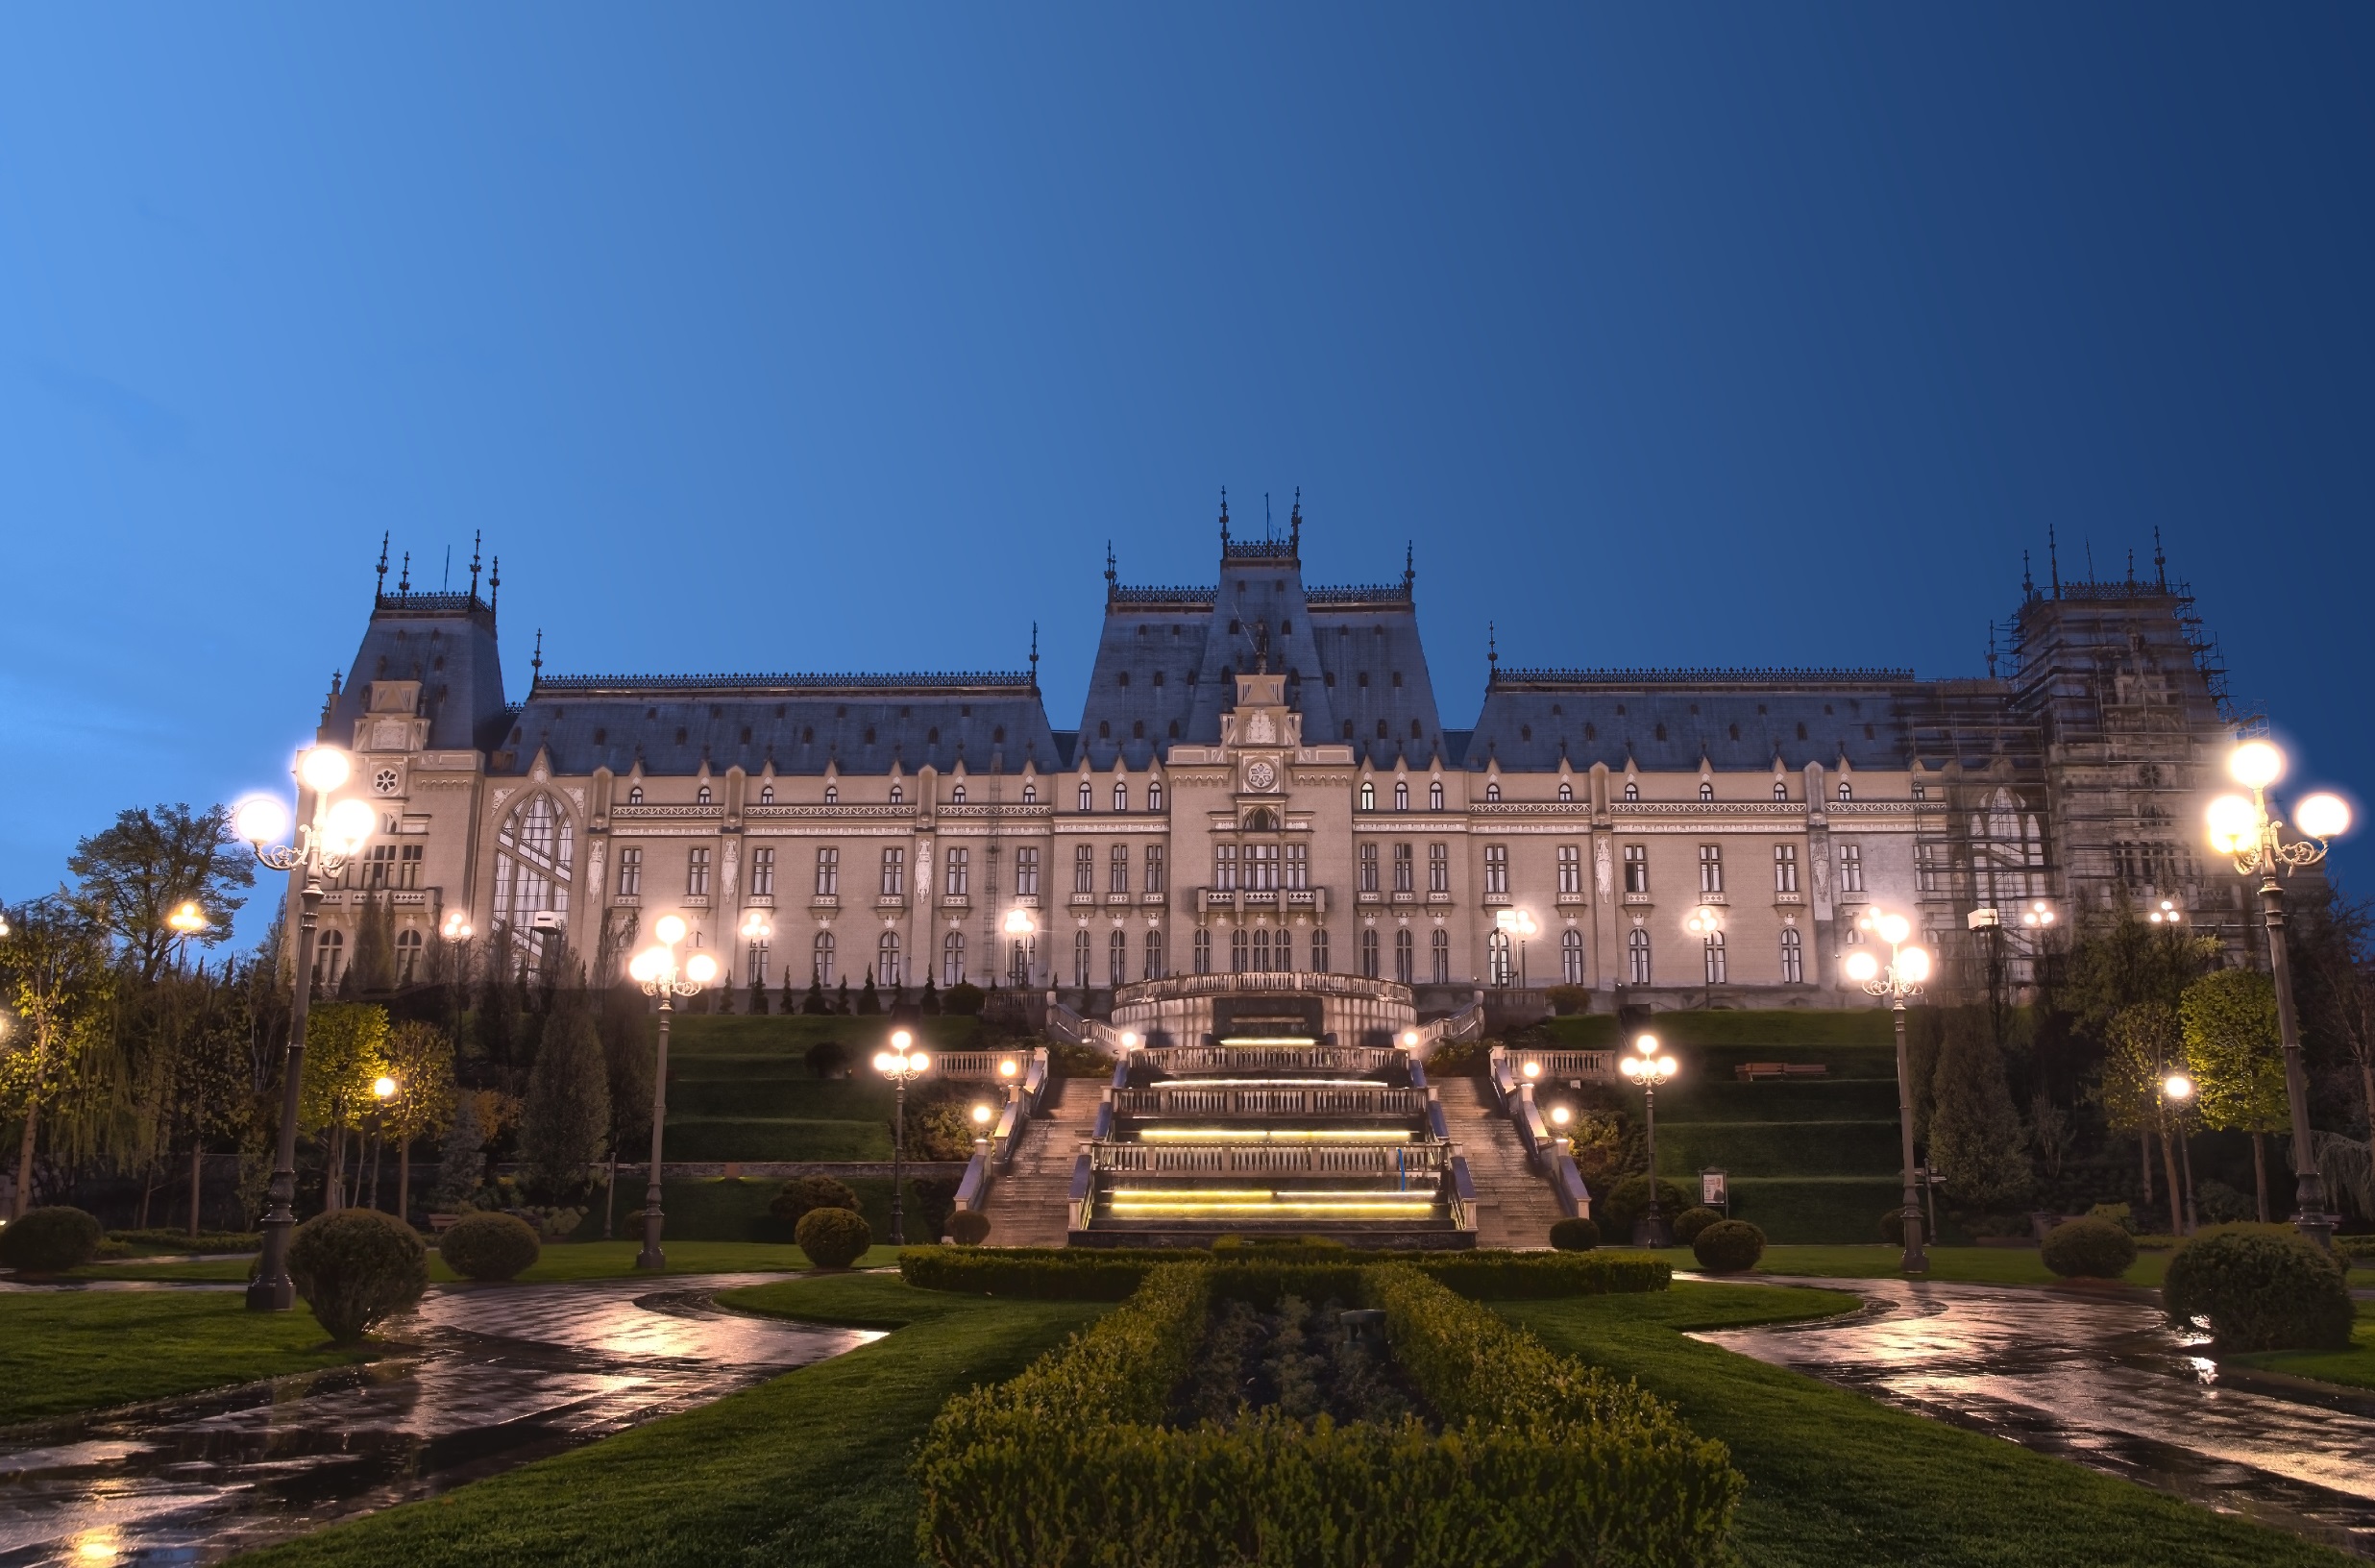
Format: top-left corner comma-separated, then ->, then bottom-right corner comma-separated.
519,993 -> 609,1192
857,969 -> 882,1016
155,967 -> 259,1237
1926,1007 -> 2032,1210
350,894 -> 397,995
380,1020 -> 457,1223
2182,968 -> 2289,1221
300,1003 -> 391,1213
2060,914 -> 2217,1044
65,803 -> 255,983
430,1091 -> 487,1211
599,984 -> 655,1237
747,971 -> 769,1016
802,975 -> 830,1016
0,900 -> 116,1217
2103,1002 -> 2185,1229
2289,889 -> 2375,1139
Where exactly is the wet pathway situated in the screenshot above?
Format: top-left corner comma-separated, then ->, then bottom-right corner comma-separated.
1699,1276 -> 2375,1557
0,1274 -> 878,1566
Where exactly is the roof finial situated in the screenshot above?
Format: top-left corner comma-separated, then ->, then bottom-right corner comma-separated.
468,530 -> 483,600
1403,540 -> 1415,595
398,551 -> 410,592
530,628 -> 543,679
2126,548 -> 2135,585
2022,550 -> 2034,600
1029,622 -> 1040,690
1289,488 -> 1301,552
376,532 -> 389,598
1218,487 -> 1230,547
2153,527 -> 2167,590
1105,540 -> 1116,590
2047,525 -> 2061,599
1487,621 -> 1498,675
1986,623 -> 1998,679
488,554 -> 500,617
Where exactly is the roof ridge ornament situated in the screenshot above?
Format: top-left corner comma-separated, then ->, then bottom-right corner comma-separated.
468,530 -> 482,602
1218,487 -> 1230,548
376,532 -> 389,598
399,551 -> 410,593
1289,487 -> 1302,552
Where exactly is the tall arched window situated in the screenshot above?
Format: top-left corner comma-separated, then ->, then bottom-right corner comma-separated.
1193,927 -> 1211,974
943,931 -> 966,987
396,927 -> 424,985
1009,936 -> 1035,987
1486,929 -> 1512,986
1079,781 -> 1093,812
1779,927 -> 1803,984
1074,929 -> 1092,986
1772,781 -> 1787,800
1252,927 -> 1271,971
1231,927 -> 1248,972
1702,931 -> 1726,985
1393,928 -> 1413,983
1627,928 -> 1652,985
493,794 -> 574,968
1147,780 -> 1163,811
878,931 -> 901,987
1360,927 -> 1380,978
1143,927 -> 1164,980
1561,928 -> 1583,985
1359,781 -> 1376,811
813,930 -> 836,986
1394,780 -> 1409,811
1431,928 -> 1449,983
1109,928 -> 1128,985
1837,781 -> 1852,801
1430,780 -> 1444,811
1113,781 -> 1128,812
1310,926 -> 1331,971
313,928 -> 346,987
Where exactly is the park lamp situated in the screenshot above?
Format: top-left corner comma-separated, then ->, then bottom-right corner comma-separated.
1118,1030 -> 1140,1050
168,901 -> 208,939
2163,1072 -> 2193,1103
2020,900 -> 2057,929
972,1103 -> 994,1129
875,1028 -> 929,1080
739,909 -> 773,943
1401,1028 -> 1422,1050
440,911 -> 473,943
1494,907 -> 1539,940
1002,909 -> 1038,938
1619,1034 -> 1677,1084
372,1075 -> 399,1103
998,1056 -> 1020,1080
2208,739 -> 2353,868
2148,899 -> 2183,925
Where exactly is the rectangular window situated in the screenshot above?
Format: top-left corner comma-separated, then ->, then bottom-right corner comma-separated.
1557,844 -> 1581,894
1392,843 -> 1413,894
400,843 -> 424,890
1773,844 -> 1798,894
1074,844 -> 1095,893
880,846 -> 905,897
944,846 -> 968,897
1284,842 -> 1307,890
747,940 -> 771,986
1214,843 -> 1237,891
1016,845 -> 1040,896
1429,843 -> 1449,894
815,846 -> 840,896
366,844 -> 395,889
1311,926 -> 1331,972
1624,845 -> 1649,894
1698,845 -> 1723,895
1110,844 -> 1129,894
750,846 -> 775,897
1248,843 -> 1279,891
1144,845 -> 1165,894
1483,844 -> 1508,895
618,846 -> 643,896
1359,843 -> 1379,894
1838,842 -> 1863,894
687,845 -> 712,897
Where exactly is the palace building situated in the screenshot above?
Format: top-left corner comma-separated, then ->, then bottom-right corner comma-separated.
303,504 -> 2248,1014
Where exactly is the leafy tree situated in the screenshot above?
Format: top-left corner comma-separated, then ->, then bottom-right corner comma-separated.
1926,1007 -> 2032,1209
65,803 -> 254,983
429,1091 -> 487,1211
2182,968 -> 2289,1221
350,893 -> 396,994
519,993 -> 610,1192
300,1003 -> 391,1213
0,900 -> 116,1216
2103,1002 -> 2185,1227
2289,889 -> 2375,1139
2059,913 -> 2217,1044
380,1020 -> 457,1222
151,967 -> 259,1236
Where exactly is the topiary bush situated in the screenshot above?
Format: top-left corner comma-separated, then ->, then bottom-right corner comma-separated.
1548,1216 -> 1601,1251
947,1210 -> 992,1246
0,1206 -> 103,1273
288,1209 -> 429,1343
796,1205 -> 872,1268
802,1040 -> 851,1079
1691,1219 -> 1766,1275
1600,1175 -> 1692,1240
2164,1228 -> 2353,1352
439,1212 -> 541,1281
2041,1216 -> 2137,1280
2335,1235 -> 2375,1270
1671,1206 -> 1725,1246
770,1174 -> 860,1228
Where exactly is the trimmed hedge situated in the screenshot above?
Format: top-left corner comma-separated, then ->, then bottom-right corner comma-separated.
0,1207 -> 103,1272
795,1206 -> 871,1268
288,1209 -> 428,1342
2040,1217 -> 2136,1280
915,1262 -> 1740,1566
2164,1228 -> 2353,1352
1600,1174 -> 1693,1240
1549,1215 -> 1601,1251
894,1245 -> 1671,1301
1672,1206 -> 1725,1245
945,1210 -> 992,1246
439,1212 -> 542,1281
1691,1219 -> 1766,1274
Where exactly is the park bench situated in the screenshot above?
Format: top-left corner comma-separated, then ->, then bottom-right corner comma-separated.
1734,1062 -> 1829,1080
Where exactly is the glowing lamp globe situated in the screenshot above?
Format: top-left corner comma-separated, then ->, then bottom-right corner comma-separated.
891,1029 -> 914,1051
1843,949 -> 1880,983
1522,1060 -> 1541,1079
298,746 -> 352,793
1620,1057 -> 1643,1081
324,798 -> 377,854
1633,1034 -> 1659,1056
1549,1105 -> 1571,1127
909,1052 -> 930,1073
683,952 -> 720,986
2164,1073 -> 2193,1100
1875,913 -> 1911,946
972,1104 -> 993,1126
653,915 -> 688,945
998,1058 -> 1018,1077
1898,947 -> 1932,985
2206,795 -> 2258,853
628,949 -> 662,984
1401,1030 -> 1420,1048
1002,910 -> 1036,936
2229,740 -> 2285,791
233,796 -> 289,846
373,1076 -> 398,1101
2297,793 -> 2352,840
1120,1031 -> 1140,1049
1657,1056 -> 1677,1077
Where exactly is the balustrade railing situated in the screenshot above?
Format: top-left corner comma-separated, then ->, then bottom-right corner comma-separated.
1113,1085 -> 1427,1117
1088,1139 -> 1450,1177
1136,1043 -> 1399,1075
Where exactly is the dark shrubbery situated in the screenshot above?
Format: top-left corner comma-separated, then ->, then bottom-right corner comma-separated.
2040,1217 -> 2137,1280
770,1175 -> 861,1227
1691,1219 -> 1766,1275
943,982 -> 986,1017
795,1206 -> 872,1268
1549,1216 -> 1601,1251
288,1209 -> 429,1342
802,1040 -> 851,1078
0,1207 -> 103,1272
946,1210 -> 992,1246
439,1212 -> 542,1281
105,1228 -> 262,1255
2336,1235 -> 2375,1269
1601,1174 -> 1693,1240
1672,1206 -> 1725,1245
2163,1228 -> 2353,1352
896,1245 -> 1671,1301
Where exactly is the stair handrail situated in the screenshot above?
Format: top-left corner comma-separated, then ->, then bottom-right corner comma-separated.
1066,1152 -> 1094,1235
1412,993 -> 1486,1055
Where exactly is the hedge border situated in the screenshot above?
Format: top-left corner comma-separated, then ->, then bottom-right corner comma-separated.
895,1245 -> 1670,1300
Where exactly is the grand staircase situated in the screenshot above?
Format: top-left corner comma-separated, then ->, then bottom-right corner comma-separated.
1435,1074 -> 1567,1248
975,1078 -> 1099,1248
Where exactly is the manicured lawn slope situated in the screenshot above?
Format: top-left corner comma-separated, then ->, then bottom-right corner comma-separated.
231,1274 -> 1105,1568
1503,1286 -> 2348,1568
2235,1301 -> 2375,1391
0,1291 -> 377,1425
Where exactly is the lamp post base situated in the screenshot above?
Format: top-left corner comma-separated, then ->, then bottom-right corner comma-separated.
1633,1213 -> 1673,1249
244,1271 -> 294,1311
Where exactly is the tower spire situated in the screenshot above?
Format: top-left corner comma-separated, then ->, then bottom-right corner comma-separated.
1218,487 -> 1230,548
1487,621 -> 1498,678
399,551 -> 410,592
489,554 -> 500,617
1289,488 -> 1302,552
1403,540 -> 1415,596
1029,622 -> 1040,690
1105,540 -> 1116,594
2153,527 -> 2167,590
530,628 -> 543,680
376,532 -> 389,599
468,530 -> 483,601
2022,550 -> 2034,600
2047,526 -> 2061,599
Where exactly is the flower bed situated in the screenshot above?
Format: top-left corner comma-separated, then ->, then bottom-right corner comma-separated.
914,1262 -> 1739,1566
897,1244 -> 1670,1301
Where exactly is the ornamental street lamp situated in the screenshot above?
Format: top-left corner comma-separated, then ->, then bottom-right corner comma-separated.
1493,908 -> 1538,989
2160,1071 -> 2197,1235
1619,1035 -> 1678,1246
234,746 -> 377,1311
2207,738 -> 2354,1249
2147,898 -> 2183,925
874,1030 -> 930,1245
167,901 -> 208,970
1003,908 -> 1039,988
1684,904 -> 1725,1008
365,1075 -> 398,1212
1547,1102 -> 1574,1161
628,916 -> 718,1270
1843,909 -> 1931,1273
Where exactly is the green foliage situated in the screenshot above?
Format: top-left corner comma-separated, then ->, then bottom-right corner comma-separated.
857,970 -> 882,1015
2335,1235 -> 2375,1267
803,1039 -> 851,1078
287,1209 -> 429,1342
2100,1000 -> 2180,1135
946,1210 -> 992,1245
1602,1173 -> 1693,1238
0,1206 -> 103,1271
2164,1228 -> 2353,1352
943,982 -> 984,1017
1692,1219 -> 1765,1274
428,1092 -> 486,1211
107,1227 -> 260,1254
795,1206 -> 872,1267
518,994 -> 610,1188
1549,1215 -> 1601,1250
1925,1006 -> 2032,1208
895,1245 -> 1672,1300
769,1175 -> 860,1226
65,802 -> 253,982
438,1212 -> 541,1281
2059,914 -> 2219,1043
0,898 -> 117,1172
2181,968 -> 2289,1135
381,1020 -> 457,1147
2040,1217 -> 2138,1279
299,1003 -> 390,1135
1672,1206 -> 1725,1244
2087,1201 -> 2138,1234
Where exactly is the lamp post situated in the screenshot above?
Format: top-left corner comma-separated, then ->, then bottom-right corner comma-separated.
233,747 -> 378,1311
2160,1071 -> 2196,1235
167,900 -> 208,971
2207,739 -> 2353,1249
1619,1034 -> 1678,1245
1684,904 -> 1725,1009
739,909 -> 773,1002
1843,909 -> 1931,1273
874,1029 -> 929,1245
1493,908 -> 1538,989
627,916 -> 718,1270
1003,908 -> 1038,989
365,1075 -> 398,1212
1547,1102 -> 1574,1162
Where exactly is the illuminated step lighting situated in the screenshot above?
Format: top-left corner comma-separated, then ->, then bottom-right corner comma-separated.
1135,1126 -> 1413,1143
1146,1078 -> 1383,1090
1214,1036 -> 1319,1047
1107,1195 -> 1441,1215
1107,1188 -> 1437,1201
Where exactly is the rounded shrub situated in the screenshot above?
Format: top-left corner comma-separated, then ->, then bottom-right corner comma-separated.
439,1212 -> 541,1281
1878,1206 -> 1905,1244
1599,1175 -> 1692,1241
796,1206 -> 872,1268
2164,1228 -> 2353,1352
1671,1207 -> 1725,1245
1548,1216 -> 1601,1251
0,1206 -> 103,1273
946,1210 -> 992,1246
771,1175 -> 861,1227
288,1209 -> 429,1343
2041,1216 -> 2137,1280
1691,1219 -> 1766,1275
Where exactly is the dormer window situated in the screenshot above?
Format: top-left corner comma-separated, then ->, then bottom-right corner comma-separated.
950,784 -> 966,804
696,784 -> 713,805
1837,782 -> 1852,801
1394,781 -> 1408,811
1624,781 -> 1640,802
890,784 -> 904,805
627,785 -> 645,804
1699,782 -> 1714,801
824,785 -> 839,804
1773,782 -> 1787,800
1484,782 -> 1502,802
760,784 -> 775,804
1359,781 -> 1376,811
1079,782 -> 1093,812
1022,783 -> 1038,804
1147,780 -> 1163,811
1430,780 -> 1444,811
1556,782 -> 1573,802
1114,782 -> 1128,811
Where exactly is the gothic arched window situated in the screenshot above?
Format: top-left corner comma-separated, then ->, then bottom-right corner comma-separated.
1431,928 -> 1449,983
813,930 -> 836,985
1561,928 -> 1583,985
1623,781 -> 1640,802
1147,780 -> 1163,811
878,930 -> 901,987
890,784 -> 903,805
760,784 -> 775,803
1359,781 -> 1376,811
1430,780 -> 1444,811
1557,782 -> 1574,802
1627,927 -> 1652,985
1699,782 -> 1714,801
493,794 -> 573,967
950,784 -> 966,804
1394,780 -> 1409,811
697,784 -> 713,805
1079,781 -> 1093,812
943,931 -> 966,986
1022,783 -> 1038,804
1113,781 -> 1128,812
627,785 -> 645,804
1484,782 -> 1502,802
824,784 -> 839,804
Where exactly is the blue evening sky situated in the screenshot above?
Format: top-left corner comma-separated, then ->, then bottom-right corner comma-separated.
3,7 -> 2371,942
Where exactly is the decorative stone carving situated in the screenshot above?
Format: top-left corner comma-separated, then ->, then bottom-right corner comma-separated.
1594,839 -> 1613,897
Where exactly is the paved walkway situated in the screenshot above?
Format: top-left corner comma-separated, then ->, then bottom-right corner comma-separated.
0,1274 -> 876,1567
1699,1275 -> 2375,1557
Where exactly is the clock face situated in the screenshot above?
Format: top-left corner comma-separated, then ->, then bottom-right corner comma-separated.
1246,759 -> 1278,793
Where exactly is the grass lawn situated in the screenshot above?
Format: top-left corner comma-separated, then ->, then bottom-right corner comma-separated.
0,1290 -> 377,1425
70,1238 -> 905,1284
1503,1283 -> 2347,1567
2232,1301 -> 2375,1392
232,1272 -> 1104,1568
1656,1241 -> 2173,1289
